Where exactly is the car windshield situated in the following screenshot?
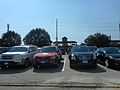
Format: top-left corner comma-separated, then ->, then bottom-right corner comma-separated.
88,46 -> 97,52
0,48 -> 10,53
71,46 -> 89,52
41,47 -> 57,53
104,48 -> 120,54
9,47 -> 28,52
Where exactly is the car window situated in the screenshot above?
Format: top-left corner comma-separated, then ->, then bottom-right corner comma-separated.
0,48 -> 10,53
104,48 -> 120,54
29,47 -> 37,52
71,46 -> 89,52
88,46 -> 97,52
9,47 -> 28,52
41,47 -> 57,53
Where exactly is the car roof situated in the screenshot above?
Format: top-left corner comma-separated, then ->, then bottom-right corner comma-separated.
13,45 -> 37,48
72,45 -> 88,48
42,46 -> 57,48
102,47 -> 119,49
0,47 -> 10,48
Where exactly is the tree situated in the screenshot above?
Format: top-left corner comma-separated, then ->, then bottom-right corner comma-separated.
0,38 -> 2,47
23,28 -> 51,47
1,31 -> 21,47
84,33 -> 111,47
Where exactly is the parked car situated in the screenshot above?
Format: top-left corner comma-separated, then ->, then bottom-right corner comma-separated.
88,46 -> 97,52
0,45 -> 38,69
33,46 -> 62,68
68,45 -> 97,68
38,47 -> 41,50
0,47 -> 11,54
94,47 -> 120,68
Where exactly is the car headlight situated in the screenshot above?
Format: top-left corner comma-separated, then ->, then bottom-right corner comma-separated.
109,56 -> 113,59
14,54 -> 22,60
71,54 -> 76,60
50,56 -> 57,60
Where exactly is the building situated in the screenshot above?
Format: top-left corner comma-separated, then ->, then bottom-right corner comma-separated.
110,40 -> 120,47
53,37 -> 77,54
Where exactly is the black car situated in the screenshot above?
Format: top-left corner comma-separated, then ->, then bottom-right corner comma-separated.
94,47 -> 120,68
88,46 -> 97,52
68,45 -> 97,68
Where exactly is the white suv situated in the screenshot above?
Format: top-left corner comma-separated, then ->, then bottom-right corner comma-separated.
0,45 -> 38,69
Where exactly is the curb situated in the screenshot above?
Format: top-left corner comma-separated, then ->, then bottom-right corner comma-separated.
0,82 -> 120,88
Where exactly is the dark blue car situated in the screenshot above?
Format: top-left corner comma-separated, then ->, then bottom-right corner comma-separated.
68,45 -> 97,68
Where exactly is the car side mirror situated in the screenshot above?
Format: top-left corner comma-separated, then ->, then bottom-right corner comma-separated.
28,50 -> 32,53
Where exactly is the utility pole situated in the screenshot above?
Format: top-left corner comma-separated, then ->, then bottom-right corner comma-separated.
56,18 -> 58,45
119,23 -> 120,40
7,24 -> 10,32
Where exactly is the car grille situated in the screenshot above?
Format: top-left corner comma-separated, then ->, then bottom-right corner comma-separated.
36,56 -> 51,60
114,56 -> 120,60
77,55 -> 93,60
2,55 -> 13,59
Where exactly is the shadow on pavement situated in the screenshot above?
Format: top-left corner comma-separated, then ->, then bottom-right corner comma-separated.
0,66 -> 32,74
71,64 -> 106,73
33,62 -> 64,73
109,66 -> 120,71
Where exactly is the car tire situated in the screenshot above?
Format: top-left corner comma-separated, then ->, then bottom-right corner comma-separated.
93,64 -> 97,68
70,61 -> 74,68
1,66 -> 6,69
54,64 -> 58,68
33,65 -> 38,68
105,59 -> 110,68
23,60 -> 29,68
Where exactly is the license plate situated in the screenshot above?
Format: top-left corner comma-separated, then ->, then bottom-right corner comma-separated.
82,60 -> 88,64
4,62 -> 9,65
40,61 -> 46,64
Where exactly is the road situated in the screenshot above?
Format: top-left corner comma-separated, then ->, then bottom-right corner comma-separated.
0,55 -> 120,89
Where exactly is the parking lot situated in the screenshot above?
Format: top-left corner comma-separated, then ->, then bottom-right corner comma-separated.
0,55 -> 120,88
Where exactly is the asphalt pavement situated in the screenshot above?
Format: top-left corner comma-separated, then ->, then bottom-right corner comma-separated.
0,55 -> 120,89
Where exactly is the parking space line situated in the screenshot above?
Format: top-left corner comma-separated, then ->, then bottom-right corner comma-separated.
62,56 -> 66,72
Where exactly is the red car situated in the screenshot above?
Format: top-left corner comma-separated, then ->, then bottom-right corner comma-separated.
33,46 -> 62,68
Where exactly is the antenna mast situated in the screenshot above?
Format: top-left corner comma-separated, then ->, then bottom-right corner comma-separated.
56,19 -> 58,44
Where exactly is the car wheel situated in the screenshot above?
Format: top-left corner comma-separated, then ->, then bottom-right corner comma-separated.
105,59 -> 110,68
33,65 -> 38,68
1,66 -> 6,69
23,60 -> 29,68
54,64 -> 58,68
33,61 -> 38,68
93,64 -> 97,68
70,61 -> 74,68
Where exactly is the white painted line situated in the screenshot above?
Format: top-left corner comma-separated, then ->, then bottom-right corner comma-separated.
61,56 -> 66,72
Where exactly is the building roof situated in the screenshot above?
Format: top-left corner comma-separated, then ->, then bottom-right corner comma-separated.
53,41 -> 77,44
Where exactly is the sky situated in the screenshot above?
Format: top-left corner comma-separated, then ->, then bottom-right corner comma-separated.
0,0 -> 120,44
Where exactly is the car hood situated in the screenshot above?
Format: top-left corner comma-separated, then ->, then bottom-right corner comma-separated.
34,53 -> 58,57
2,52 -> 27,55
106,54 -> 120,58
72,52 -> 93,56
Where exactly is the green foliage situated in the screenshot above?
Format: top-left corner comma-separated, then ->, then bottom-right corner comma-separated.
1,31 -> 21,47
84,33 -> 111,47
23,28 -> 51,47
0,38 -> 2,47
